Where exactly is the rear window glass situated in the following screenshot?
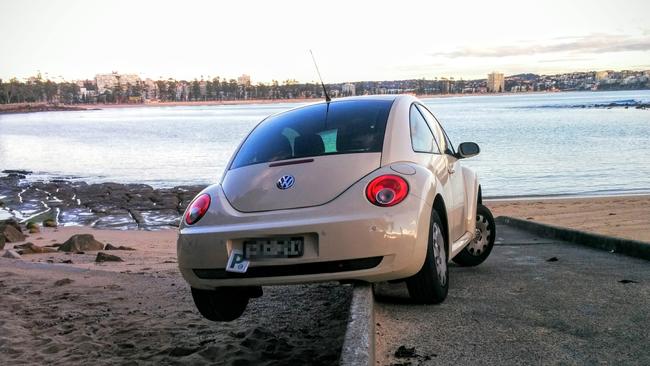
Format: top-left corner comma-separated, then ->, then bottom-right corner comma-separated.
230,99 -> 394,169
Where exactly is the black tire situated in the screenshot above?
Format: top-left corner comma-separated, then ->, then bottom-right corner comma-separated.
452,204 -> 496,267
191,287 -> 249,321
406,210 -> 449,304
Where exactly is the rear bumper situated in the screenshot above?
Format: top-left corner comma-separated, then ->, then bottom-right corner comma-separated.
177,184 -> 433,289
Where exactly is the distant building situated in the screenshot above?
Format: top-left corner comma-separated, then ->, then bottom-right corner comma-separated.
95,74 -> 116,93
95,72 -> 141,93
595,71 -> 609,81
439,78 -> 450,94
237,74 -> 251,86
199,80 -> 207,97
487,72 -> 504,93
143,78 -> 158,100
342,83 -> 356,96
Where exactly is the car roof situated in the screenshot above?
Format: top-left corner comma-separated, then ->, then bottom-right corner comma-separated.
265,94 -> 415,119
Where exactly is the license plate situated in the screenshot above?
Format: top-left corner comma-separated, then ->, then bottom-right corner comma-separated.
243,237 -> 304,259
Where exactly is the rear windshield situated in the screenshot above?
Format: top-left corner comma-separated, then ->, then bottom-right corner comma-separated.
230,99 -> 394,169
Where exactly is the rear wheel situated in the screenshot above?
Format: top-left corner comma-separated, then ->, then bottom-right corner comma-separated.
452,204 -> 495,267
191,287 -> 250,321
406,210 -> 449,304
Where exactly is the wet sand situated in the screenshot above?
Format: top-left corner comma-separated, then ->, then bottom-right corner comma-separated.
486,195 -> 650,243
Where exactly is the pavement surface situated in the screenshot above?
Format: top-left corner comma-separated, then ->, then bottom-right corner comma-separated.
374,224 -> 650,365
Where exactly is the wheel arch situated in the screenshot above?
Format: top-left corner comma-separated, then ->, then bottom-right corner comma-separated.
461,166 -> 480,235
432,194 -> 450,257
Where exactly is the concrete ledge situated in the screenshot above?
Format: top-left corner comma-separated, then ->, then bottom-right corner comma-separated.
496,216 -> 650,261
339,283 -> 374,366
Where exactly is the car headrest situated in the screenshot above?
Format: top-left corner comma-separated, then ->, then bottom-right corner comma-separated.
336,121 -> 377,152
294,134 -> 325,157
257,134 -> 293,162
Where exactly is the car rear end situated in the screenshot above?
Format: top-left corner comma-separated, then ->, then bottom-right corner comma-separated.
177,97 -> 432,289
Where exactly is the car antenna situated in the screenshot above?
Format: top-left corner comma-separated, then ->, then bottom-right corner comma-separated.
309,49 -> 331,103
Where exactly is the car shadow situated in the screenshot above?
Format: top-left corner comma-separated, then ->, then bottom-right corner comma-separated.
373,264 -> 460,305
372,282 -> 419,304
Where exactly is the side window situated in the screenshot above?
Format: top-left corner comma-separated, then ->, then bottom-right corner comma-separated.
409,105 -> 440,154
416,104 -> 455,155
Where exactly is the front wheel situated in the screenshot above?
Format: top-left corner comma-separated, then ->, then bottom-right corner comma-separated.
452,204 -> 496,267
406,210 -> 449,304
191,287 -> 250,321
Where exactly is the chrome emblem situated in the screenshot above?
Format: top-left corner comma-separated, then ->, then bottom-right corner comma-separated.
276,175 -> 295,190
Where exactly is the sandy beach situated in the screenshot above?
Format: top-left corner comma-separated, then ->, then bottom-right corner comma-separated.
0,226 -> 351,365
2,188 -> 649,364
486,195 -> 650,242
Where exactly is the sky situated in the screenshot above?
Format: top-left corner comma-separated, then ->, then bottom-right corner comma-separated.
1,0 -> 649,83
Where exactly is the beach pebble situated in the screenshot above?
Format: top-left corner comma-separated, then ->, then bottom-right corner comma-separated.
105,243 -> 136,251
43,219 -> 58,227
14,242 -> 57,255
2,249 -> 21,259
58,234 -> 105,252
54,278 -> 74,286
95,252 -> 123,263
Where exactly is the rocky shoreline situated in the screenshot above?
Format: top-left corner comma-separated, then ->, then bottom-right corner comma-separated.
0,170 -> 206,230
0,103 -> 99,114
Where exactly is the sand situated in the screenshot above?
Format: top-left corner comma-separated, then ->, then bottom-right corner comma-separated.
485,194 -> 650,243
2,227 -> 179,275
2,194 -> 648,364
0,227 -> 351,365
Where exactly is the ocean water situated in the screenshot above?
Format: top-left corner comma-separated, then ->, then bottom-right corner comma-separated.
0,90 -> 649,197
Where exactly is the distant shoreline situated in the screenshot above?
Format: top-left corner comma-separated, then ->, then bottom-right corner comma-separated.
1,89 -> 648,115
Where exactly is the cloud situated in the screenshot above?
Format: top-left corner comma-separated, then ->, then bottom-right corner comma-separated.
435,34 -> 650,58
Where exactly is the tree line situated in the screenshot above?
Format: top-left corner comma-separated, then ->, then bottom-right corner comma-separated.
0,73 -> 477,105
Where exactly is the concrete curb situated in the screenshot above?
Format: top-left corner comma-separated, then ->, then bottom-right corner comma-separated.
496,216 -> 650,261
339,283 -> 374,366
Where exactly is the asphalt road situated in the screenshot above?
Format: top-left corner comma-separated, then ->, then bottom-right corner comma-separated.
374,224 -> 650,365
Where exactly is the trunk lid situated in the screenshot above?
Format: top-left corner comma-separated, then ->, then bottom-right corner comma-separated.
222,153 -> 380,212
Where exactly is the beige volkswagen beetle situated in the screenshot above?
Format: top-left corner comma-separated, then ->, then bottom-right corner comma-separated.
178,95 -> 495,321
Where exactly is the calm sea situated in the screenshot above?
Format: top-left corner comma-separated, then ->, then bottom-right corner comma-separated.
0,90 -> 649,198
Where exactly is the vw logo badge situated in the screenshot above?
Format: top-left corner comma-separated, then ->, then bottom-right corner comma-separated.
276,175 -> 295,190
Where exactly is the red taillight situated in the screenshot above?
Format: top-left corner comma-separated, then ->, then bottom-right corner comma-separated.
366,175 -> 409,207
185,194 -> 211,225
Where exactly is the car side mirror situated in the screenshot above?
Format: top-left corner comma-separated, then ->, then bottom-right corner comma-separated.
456,142 -> 480,159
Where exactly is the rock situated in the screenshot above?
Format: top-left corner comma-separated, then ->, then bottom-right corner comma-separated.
0,236 -> 4,250
2,225 -> 26,243
96,252 -> 123,262
105,243 -> 136,251
2,249 -> 21,259
29,226 -> 40,234
394,346 -> 418,359
54,278 -> 74,286
58,234 -> 104,252
14,242 -> 57,255
2,169 -> 32,175
1,218 -> 22,232
43,219 -> 58,228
